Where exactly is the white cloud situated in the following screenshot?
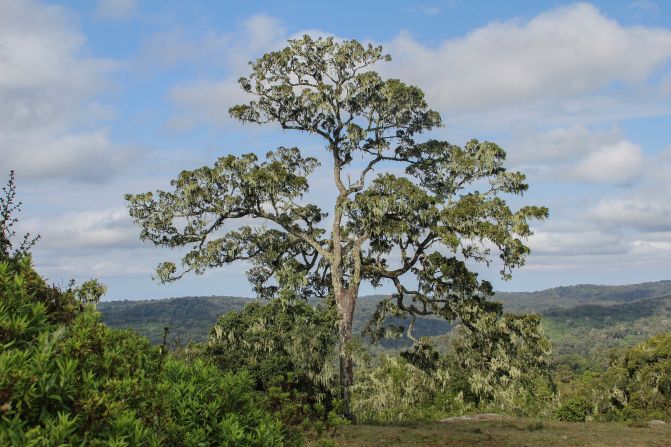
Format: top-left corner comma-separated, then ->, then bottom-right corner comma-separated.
165,5 -> 671,132
0,0 -> 124,183
630,0 -> 658,13
505,125 -> 647,185
166,15 -> 295,128
96,0 -> 137,21
585,198 -> 671,232
168,80 -> 250,130
0,0 -> 115,130
525,148 -> 671,272
528,225 -> 629,256
22,208 -> 140,252
507,124 -> 621,164
571,140 -> 645,183
384,3 -> 671,112
141,15 -> 286,73
137,29 -> 231,71
0,130 -> 134,183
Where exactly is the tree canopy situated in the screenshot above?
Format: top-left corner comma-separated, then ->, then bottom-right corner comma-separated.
126,35 -> 548,418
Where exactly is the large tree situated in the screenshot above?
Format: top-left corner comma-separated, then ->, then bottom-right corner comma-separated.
126,36 -> 548,419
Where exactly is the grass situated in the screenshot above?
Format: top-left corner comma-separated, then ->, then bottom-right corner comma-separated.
311,419 -> 671,447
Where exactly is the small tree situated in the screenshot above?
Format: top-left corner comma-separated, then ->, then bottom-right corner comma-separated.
126,36 -> 547,419
1,171 -> 39,261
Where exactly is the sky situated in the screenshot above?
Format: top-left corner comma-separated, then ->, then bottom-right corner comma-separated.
1,0 -> 671,301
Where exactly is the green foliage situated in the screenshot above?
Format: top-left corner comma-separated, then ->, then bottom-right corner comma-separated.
0,259 -> 286,446
97,280 -> 671,353
204,297 -> 340,420
447,313 -> 555,416
555,396 -> 593,422
76,279 -> 107,305
352,353 -> 462,423
543,294 -> 671,366
99,295 -> 252,345
125,37 -> 546,420
352,313 -> 555,423
557,333 -> 671,422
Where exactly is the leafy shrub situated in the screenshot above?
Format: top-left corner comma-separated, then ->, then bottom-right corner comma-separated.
0,258 -> 286,446
445,313 -> 556,416
352,354 -> 465,423
557,332 -> 671,422
204,296 -> 340,428
556,397 -> 593,422
614,332 -> 671,419
352,312 -> 556,423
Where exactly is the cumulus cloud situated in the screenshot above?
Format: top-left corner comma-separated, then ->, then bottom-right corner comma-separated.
528,225 -> 629,256
570,140 -> 645,183
0,0 -> 114,129
384,3 -> 671,112
22,208 -> 140,252
166,15 -> 291,128
585,198 -> 671,232
506,125 -> 647,184
1,130 -> 134,183
137,29 -> 231,70
526,147 -> 671,273
165,5 -> 671,132
0,0 -> 125,183
507,124 -> 621,164
168,80 -> 250,130
630,0 -> 659,13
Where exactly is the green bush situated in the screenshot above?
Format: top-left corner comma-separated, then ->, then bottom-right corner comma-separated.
352,313 -> 556,423
557,333 -> 671,422
444,313 -> 556,417
0,258 -> 286,446
203,296 -> 340,429
555,398 -> 592,422
614,332 -> 671,419
352,354 -> 464,423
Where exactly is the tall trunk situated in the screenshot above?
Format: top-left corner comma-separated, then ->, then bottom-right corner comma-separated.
336,287 -> 357,423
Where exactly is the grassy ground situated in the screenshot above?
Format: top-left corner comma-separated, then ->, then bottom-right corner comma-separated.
313,419 -> 671,447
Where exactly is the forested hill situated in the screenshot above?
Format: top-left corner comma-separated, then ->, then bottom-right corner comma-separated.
99,295 -> 253,345
99,280 -> 671,348
495,280 -> 671,313
542,293 -> 671,357
98,294 -> 453,346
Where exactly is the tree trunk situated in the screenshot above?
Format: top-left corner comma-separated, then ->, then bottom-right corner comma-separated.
336,288 -> 357,423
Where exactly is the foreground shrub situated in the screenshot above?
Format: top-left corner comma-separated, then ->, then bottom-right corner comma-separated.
447,313 -> 556,417
0,258 -> 286,446
352,312 -> 556,423
352,353 -> 465,423
204,296 -> 340,428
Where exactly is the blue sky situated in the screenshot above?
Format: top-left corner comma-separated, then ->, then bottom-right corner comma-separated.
1,0 -> 670,300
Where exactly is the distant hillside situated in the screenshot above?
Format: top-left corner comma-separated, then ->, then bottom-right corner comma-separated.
541,293 -> 671,358
495,280 -> 671,313
98,294 -> 452,347
99,296 -> 253,345
99,280 -> 671,352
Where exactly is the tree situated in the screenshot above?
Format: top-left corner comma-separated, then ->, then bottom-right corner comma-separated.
1,170 -> 39,262
126,36 -> 548,420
